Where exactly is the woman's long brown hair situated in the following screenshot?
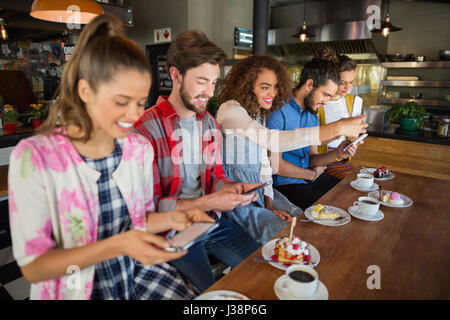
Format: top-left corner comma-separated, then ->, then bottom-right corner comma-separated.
218,55 -> 292,122
37,14 -> 151,142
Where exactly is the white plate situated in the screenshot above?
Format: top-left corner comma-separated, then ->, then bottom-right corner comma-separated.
261,238 -> 320,271
348,206 -> 384,221
274,275 -> 328,300
304,205 -> 351,226
350,180 -> 379,192
195,290 -> 250,300
360,168 -> 395,181
367,190 -> 413,208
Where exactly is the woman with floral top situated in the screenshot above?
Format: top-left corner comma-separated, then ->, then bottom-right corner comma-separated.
8,14 -> 212,300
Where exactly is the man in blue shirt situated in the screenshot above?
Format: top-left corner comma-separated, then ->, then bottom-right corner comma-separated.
266,55 -> 359,210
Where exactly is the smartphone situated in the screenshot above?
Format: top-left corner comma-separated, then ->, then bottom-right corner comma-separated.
164,222 -> 219,252
242,181 -> 272,195
343,133 -> 368,152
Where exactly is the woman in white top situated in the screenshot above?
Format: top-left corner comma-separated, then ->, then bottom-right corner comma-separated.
318,52 -> 363,179
215,55 -> 367,244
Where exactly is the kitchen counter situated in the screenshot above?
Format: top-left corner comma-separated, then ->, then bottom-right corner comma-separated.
0,127 -> 34,148
368,124 -> 450,146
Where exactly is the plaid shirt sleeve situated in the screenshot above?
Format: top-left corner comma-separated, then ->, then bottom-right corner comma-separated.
133,112 -> 179,213
210,116 -> 233,193
208,117 -> 232,192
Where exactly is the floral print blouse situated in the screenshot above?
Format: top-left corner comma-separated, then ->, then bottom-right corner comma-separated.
8,129 -> 154,299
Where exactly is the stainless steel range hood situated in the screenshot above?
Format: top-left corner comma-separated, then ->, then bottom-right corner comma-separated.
268,0 -> 388,63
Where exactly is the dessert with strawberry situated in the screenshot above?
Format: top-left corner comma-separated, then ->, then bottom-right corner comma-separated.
272,236 -> 312,265
374,166 -> 390,178
381,191 -> 404,205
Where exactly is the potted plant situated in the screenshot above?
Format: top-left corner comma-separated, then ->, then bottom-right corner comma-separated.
3,104 -> 20,134
386,101 -> 430,131
206,96 -> 219,118
30,103 -> 44,129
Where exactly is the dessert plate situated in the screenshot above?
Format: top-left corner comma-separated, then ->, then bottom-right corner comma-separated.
360,168 -> 395,181
368,190 -> 413,208
195,290 -> 250,300
348,205 -> 384,221
350,180 -> 379,192
274,275 -> 328,300
261,238 -> 320,271
304,205 -> 351,226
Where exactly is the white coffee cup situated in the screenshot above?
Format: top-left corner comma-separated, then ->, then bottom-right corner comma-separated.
356,173 -> 374,189
279,265 -> 318,299
353,196 -> 380,216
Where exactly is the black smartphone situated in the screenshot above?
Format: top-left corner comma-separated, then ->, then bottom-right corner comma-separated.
242,181 -> 272,195
164,222 -> 219,252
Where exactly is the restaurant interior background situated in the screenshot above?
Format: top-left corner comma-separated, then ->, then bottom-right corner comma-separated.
0,0 -> 449,134
0,0 -> 449,301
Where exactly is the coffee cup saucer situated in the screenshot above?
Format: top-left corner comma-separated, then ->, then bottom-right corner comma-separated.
350,180 -> 379,192
348,205 -> 384,222
274,275 -> 329,300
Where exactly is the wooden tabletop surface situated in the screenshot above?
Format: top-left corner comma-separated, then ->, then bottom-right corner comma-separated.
0,165 -> 8,197
205,168 -> 450,299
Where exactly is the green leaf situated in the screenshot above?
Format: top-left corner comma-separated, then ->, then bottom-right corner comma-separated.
20,148 -> 35,178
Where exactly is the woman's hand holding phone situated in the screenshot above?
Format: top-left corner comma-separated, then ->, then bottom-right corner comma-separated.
118,230 -> 187,265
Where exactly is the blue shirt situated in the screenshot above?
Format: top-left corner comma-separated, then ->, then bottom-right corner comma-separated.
266,96 -> 319,186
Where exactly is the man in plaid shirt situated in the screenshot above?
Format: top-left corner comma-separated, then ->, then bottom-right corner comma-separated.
134,30 -> 260,292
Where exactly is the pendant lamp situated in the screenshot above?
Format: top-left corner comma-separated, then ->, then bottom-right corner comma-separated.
291,1 -> 315,42
371,0 -> 402,37
30,0 -> 104,24
0,18 -> 7,40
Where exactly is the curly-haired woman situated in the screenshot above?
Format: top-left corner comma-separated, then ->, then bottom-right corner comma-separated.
216,55 -> 366,244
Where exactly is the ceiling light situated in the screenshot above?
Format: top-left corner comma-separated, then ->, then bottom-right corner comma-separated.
0,18 -> 7,40
371,0 -> 402,37
291,2 -> 315,42
30,0 -> 104,24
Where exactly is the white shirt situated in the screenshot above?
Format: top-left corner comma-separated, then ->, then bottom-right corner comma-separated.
324,95 -> 363,148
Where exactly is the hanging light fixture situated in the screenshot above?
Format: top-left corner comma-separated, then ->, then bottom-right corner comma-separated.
30,0 -> 104,24
291,1 -> 315,42
371,0 -> 402,38
0,18 -> 7,40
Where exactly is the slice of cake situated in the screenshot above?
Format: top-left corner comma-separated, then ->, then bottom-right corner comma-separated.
311,204 -> 341,220
374,166 -> 390,178
272,236 -> 311,264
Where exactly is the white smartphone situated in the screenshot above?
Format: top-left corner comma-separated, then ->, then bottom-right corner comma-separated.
164,222 -> 219,252
343,133 -> 368,152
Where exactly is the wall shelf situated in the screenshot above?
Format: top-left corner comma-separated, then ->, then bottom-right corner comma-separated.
381,80 -> 450,88
381,61 -> 450,68
379,98 -> 450,108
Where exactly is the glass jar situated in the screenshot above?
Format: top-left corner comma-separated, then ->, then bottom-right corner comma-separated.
436,118 -> 449,137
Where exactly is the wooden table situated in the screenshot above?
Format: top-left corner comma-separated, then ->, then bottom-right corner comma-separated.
205,168 -> 450,299
0,165 -> 8,197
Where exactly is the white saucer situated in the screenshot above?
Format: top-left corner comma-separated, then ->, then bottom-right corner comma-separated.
261,238 -> 320,271
350,180 -> 379,192
274,275 -> 329,300
360,168 -> 395,181
195,290 -> 250,300
348,205 -> 384,221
